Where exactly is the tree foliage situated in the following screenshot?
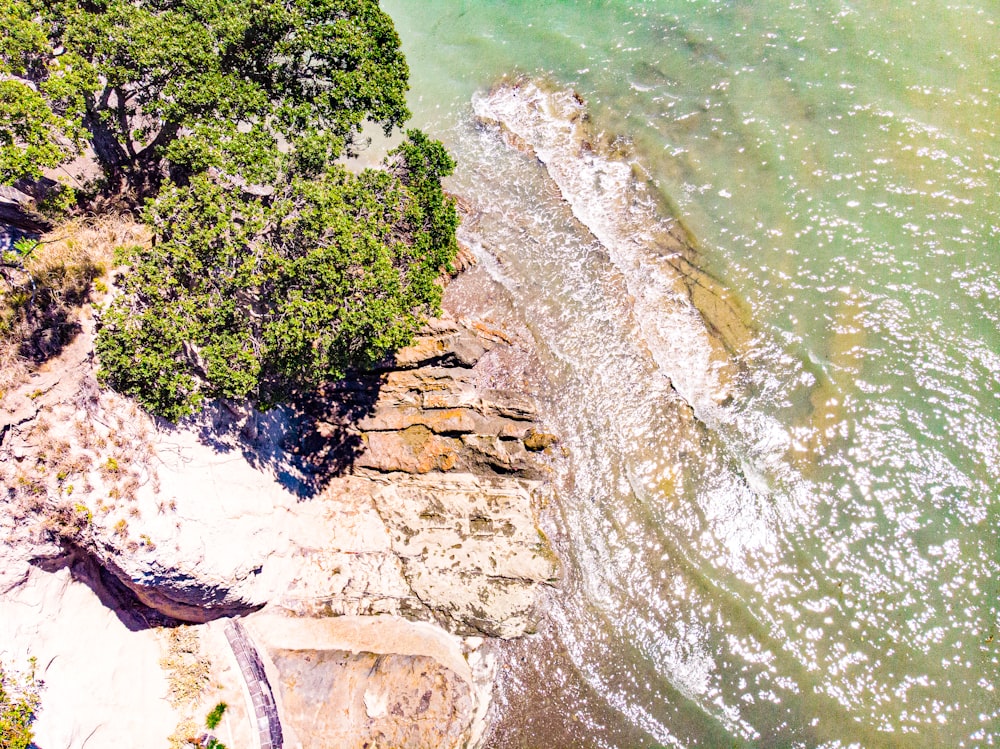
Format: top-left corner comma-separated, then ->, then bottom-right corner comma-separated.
0,0 -> 92,184
96,131 -> 458,421
2,1 -> 459,421
0,0 -> 410,196
0,659 -> 41,749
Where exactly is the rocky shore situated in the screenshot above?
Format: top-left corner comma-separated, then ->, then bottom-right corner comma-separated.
0,271 -> 560,748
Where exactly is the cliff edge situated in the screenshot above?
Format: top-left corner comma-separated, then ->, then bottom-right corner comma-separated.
0,269 -> 560,748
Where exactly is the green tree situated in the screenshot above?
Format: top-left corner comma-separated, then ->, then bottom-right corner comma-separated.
0,659 -> 41,749
2,1 -> 460,420
1,0 -> 410,197
0,0 -> 92,184
96,131 -> 458,421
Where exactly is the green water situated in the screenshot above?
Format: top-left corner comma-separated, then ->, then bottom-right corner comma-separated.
380,1 -> 1000,746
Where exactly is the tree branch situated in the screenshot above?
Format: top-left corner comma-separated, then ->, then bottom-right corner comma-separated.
115,88 -> 137,160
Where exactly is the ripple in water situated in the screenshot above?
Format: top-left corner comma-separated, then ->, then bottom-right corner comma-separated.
375,1 -> 1000,744
457,80 -> 998,748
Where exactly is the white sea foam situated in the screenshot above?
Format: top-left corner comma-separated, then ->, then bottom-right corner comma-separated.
473,79 -> 729,418
472,79 -> 813,562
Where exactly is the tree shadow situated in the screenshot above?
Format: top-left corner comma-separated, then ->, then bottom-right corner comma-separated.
18,306 -> 83,365
180,366 -> 391,501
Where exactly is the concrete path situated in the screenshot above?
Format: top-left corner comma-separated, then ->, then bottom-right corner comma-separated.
224,618 -> 284,749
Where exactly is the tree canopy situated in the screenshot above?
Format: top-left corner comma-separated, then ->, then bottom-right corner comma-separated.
0,1 -> 460,420
97,131 -> 458,421
0,0 -> 410,196
0,0 -> 91,184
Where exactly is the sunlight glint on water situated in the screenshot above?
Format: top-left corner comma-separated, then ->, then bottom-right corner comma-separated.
381,1 -> 1000,746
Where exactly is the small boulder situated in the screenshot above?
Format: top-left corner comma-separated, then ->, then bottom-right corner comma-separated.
523,429 -> 559,452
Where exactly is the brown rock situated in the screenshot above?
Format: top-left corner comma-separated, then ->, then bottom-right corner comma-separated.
357,406 -> 531,441
389,329 -> 490,370
272,649 -> 474,749
356,427 -> 462,474
459,435 -> 540,478
392,337 -> 450,368
523,429 -> 559,452
448,330 -> 489,368
470,321 -> 512,345
480,389 -> 537,421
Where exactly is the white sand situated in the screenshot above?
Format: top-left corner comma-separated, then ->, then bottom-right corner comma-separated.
0,563 -> 177,749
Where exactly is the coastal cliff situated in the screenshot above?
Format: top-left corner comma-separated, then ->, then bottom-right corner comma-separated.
0,257 -> 560,748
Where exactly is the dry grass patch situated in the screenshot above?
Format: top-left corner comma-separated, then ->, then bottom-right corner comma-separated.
161,627 -> 211,708
0,214 -> 150,392
160,626 -> 215,749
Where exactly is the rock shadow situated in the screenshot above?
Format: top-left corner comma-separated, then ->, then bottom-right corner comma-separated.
31,545 -> 263,631
0,223 -> 42,253
31,548 -> 183,632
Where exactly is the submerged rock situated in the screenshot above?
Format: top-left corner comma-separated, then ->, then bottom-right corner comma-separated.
523,429 -> 559,452
473,76 -> 755,412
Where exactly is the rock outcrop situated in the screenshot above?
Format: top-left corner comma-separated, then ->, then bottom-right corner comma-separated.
236,612 -> 498,749
321,317 -> 552,482
274,649 -> 473,748
1,313 -> 558,631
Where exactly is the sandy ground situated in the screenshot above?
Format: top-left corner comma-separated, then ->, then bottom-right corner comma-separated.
0,563 -> 177,749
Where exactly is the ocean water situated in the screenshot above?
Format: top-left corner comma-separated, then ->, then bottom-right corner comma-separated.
379,2 -> 1000,747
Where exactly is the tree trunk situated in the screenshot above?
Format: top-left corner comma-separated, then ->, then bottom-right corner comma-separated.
83,90 -> 133,197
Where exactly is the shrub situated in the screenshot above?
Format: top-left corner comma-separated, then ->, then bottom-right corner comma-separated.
0,657 -> 42,749
205,701 -> 227,730
0,216 -> 147,391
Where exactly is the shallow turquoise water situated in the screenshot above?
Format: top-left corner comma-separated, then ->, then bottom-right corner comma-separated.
380,2 -> 1000,746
